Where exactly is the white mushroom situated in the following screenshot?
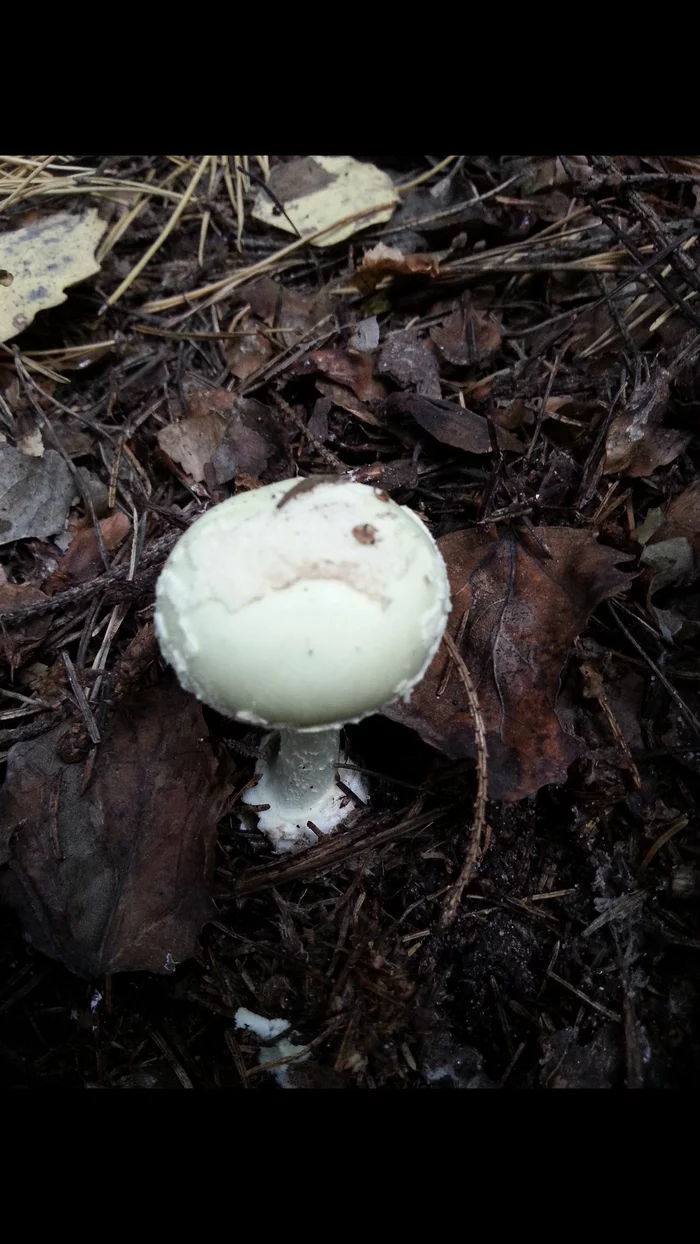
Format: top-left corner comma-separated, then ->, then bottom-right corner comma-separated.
154,477 -> 451,852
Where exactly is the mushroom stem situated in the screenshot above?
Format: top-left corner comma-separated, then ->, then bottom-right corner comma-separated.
242,728 -> 367,853
267,728 -> 340,810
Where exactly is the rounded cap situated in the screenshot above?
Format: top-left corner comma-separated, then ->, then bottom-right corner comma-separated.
155,478 -> 451,730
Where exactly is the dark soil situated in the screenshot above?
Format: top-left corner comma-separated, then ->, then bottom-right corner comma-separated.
1,154 -> 699,1089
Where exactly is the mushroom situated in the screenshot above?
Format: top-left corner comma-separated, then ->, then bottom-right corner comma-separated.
154,477 -> 451,852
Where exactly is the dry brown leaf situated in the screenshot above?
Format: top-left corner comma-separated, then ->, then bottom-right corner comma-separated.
648,480 -> 700,561
168,390 -> 288,487
0,445 -> 75,545
238,275 -> 279,325
209,399 -> 288,486
490,400 -> 530,431
305,347 -> 387,404
0,583 -> 50,671
382,391 -> 521,454
224,314 -> 275,381
315,380 -> 384,427
44,512 -> 131,593
157,412 -> 227,483
276,284 -> 333,349
0,680 -> 232,977
353,243 -> 438,293
377,330 -> 442,400
430,302 -> 502,367
603,371 -> 690,477
385,527 -> 634,801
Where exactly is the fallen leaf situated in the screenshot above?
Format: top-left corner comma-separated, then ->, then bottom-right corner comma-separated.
0,583 -> 50,671
224,313 -> 274,381
648,480 -> 700,561
0,680 -> 232,977
529,189 -> 573,223
638,481 -> 700,636
237,275 -> 279,325
640,537 -> 695,638
184,387 -> 237,420
44,511 -> 131,593
0,210 -> 107,343
349,316 -> 380,352
157,411 -> 227,483
307,396 -> 332,442
209,399 -> 286,486
158,392 -> 287,486
0,445 -> 74,545
385,527 -> 634,801
315,380 -> 384,427
377,330 -> 442,399
276,284 -> 332,349
490,400 -> 530,431
603,370 -> 691,476
382,391 -> 521,454
252,156 -> 398,248
430,301 -> 502,367
305,347 -> 387,403
352,242 -> 438,293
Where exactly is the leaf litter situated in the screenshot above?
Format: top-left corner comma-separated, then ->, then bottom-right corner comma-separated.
0,210 -> 106,343
386,528 -> 635,801
1,153 -> 700,1090
0,681 -> 232,977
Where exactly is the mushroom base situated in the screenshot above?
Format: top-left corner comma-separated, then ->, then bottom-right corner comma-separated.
242,728 -> 368,853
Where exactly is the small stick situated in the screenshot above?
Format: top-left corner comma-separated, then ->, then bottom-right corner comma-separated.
440,631 -> 488,929
60,651 -> 101,745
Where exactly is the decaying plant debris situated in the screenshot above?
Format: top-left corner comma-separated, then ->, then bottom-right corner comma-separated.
1,154 -> 700,1089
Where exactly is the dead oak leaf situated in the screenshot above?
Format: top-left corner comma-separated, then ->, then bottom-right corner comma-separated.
382,391 -> 521,454
158,392 -> 287,486
315,380 -> 384,427
648,479 -> 700,562
353,242 -> 438,293
0,679 -> 232,977
430,302 -> 502,367
157,411 -> 227,483
0,583 -> 50,671
377,329 -> 441,399
305,347 -> 387,404
209,398 -> 288,486
44,511 -> 131,593
603,370 -> 690,477
385,527 -> 634,801
224,314 -> 275,382
276,284 -> 333,350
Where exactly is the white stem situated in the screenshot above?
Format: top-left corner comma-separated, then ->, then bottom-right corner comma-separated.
242,727 -> 368,853
265,728 -> 341,815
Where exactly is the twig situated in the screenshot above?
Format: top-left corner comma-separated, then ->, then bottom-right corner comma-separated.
60,652 -> 101,745
440,631 -> 488,929
608,602 -> 700,739
101,155 -> 211,311
141,198 -> 402,315
525,350 -> 563,463
0,531 -> 180,625
547,970 -> 622,1023
233,809 -> 442,897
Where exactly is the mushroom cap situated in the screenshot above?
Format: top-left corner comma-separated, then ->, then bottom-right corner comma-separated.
155,478 -> 451,730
